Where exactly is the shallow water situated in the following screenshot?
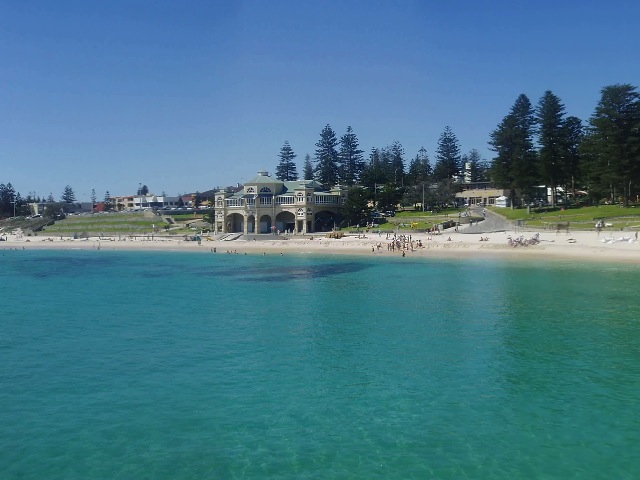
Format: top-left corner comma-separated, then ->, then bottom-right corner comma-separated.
1,250 -> 639,479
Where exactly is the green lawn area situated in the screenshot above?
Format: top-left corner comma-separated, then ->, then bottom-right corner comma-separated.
346,204 -> 640,232
38,212 -> 166,236
395,207 -> 461,218
490,204 -> 640,230
342,207 -> 471,232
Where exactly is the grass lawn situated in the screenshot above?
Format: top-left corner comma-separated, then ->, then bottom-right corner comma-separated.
343,207 -> 472,232
490,204 -> 640,230
38,212 -> 166,236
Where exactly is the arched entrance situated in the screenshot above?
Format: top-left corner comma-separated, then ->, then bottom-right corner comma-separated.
247,215 -> 255,233
226,213 -> 244,233
314,210 -> 339,232
259,215 -> 272,234
275,211 -> 295,234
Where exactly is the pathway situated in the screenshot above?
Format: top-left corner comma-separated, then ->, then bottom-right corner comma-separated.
459,207 -> 512,234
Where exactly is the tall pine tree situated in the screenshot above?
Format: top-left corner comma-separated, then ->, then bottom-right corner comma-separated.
360,148 -> 387,197
275,141 -> 298,181
314,125 -> 339,187
536,91 -> 566,206
433,126 -> 461,181
407,147 -> 432,185
489,94 -> 538,206
0,183 -> 16,217
303,154 -> 314,181
338,126 -> 364,186
61,185 -> 76,203
388,141 -> 405,185
585,84 -> 640,205
561,116 -> 583,202
405,147 -> 432,209
104,191 -> 112,211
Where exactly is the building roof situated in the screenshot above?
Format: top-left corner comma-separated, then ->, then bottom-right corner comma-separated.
243,171 -> 327,194
283,180 -> 323,191
246,171 -> 276,184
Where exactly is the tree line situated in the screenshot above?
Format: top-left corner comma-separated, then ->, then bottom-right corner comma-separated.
491,84 -> 640,207
0,180 -> 170,218
275,124 -> 491,187
275,83 -> 640,221
275,123 -> 491,216
0,183 -> 116,218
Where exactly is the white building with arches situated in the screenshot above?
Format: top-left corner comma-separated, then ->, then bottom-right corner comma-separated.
214,171 -> 348,234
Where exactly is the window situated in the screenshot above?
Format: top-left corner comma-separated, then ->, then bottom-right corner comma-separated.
276,196 -> 294,205
260,187 -> 272,193
314,195 -> 338,205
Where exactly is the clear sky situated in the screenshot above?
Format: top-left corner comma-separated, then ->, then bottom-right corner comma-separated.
2,0 -> 639,201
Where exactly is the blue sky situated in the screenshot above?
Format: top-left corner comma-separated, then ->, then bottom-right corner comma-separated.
2,0 -> 639,201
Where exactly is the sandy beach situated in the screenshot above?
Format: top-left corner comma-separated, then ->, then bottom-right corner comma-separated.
2,227 -> 640,264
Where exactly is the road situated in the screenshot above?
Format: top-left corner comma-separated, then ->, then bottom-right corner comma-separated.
460,207 -> 512,234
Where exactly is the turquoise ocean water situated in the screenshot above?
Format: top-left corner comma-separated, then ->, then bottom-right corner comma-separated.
1,249 -> 640,479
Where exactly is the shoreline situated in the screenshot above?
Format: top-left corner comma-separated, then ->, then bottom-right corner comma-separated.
2,229 -> 640,264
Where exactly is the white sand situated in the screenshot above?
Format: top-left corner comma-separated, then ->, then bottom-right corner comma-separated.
2,228 -> 639,264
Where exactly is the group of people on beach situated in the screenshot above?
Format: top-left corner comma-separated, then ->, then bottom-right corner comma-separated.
368,233 -> 427,255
